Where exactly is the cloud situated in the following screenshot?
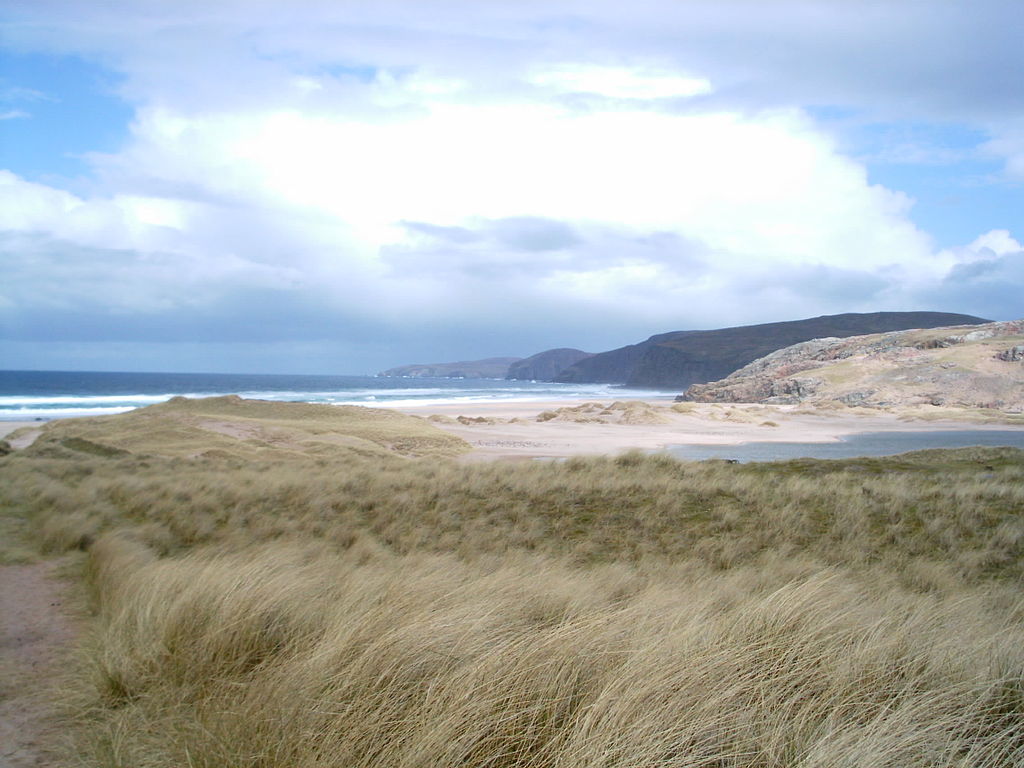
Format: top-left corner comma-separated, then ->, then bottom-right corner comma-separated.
94,101 -> 935,268
959,229 -> 1022,259
0,84 -> 991,362
0,86 -> 52,103
1,1 -> 1021,372
5,0 -> 1012,188
486,217 -> 581,253
529,65 -> 712,100
982,122 -> 1024,181
927,252 -> 1024,321
6,1 -> 1024,117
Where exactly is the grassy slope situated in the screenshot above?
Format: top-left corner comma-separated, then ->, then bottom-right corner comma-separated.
2,401 -> 1023,767
811,329 -> 1024,385
18,395 -> 470,461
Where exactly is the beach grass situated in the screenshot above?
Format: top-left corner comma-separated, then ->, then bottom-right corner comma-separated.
2,398 -> 1023,766
20,394 -> 470,461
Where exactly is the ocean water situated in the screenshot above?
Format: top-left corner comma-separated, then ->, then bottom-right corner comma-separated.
0,370 -> 666,421
668,430 -> 1024,463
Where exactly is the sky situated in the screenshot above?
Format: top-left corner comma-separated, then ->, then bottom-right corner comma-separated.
1,0 -> 1022,375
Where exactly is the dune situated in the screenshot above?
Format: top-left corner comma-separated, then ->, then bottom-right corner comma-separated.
2,394 -> 1024,767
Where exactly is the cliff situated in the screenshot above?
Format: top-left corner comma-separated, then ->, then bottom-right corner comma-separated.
555,312 -> 990,389
681,320 -> 1024,411
506,348 -> 593,381
379,357 -> 521,379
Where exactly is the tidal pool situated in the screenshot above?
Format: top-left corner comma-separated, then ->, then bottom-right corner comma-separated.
668,430 -> 1024,463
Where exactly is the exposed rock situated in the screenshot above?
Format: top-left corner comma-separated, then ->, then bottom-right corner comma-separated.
771,377 -> 824,401
681,319 -> 1024,412
996,345 -> 1024,362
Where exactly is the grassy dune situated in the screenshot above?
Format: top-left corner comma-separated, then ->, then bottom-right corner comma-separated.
17,395 -> 470,461
2,398 -> 1024,766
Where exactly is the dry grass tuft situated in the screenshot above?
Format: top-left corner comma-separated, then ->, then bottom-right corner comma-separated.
2,403 -> 1023,766
67,543 -> 1024,768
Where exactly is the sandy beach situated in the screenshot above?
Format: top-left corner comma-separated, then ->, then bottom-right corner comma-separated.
5,398 -> 1022,461
393,398 -> 1024,460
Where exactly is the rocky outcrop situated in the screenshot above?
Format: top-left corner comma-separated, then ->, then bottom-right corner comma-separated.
996,345 -> 1024,362
682,320 -> 1024,412
556,312 -> 990,389
379,357 -> 522,379
506,348 -> 594,381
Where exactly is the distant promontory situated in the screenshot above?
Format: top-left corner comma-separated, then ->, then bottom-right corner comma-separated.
378,311 -> 992,389
378,357 -> 522,379
506,348 -> 593,381
554,312 -> 990,389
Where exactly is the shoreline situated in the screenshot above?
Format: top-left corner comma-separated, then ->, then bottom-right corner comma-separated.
4,397 -> 1023,461
392,398 -> 1024,461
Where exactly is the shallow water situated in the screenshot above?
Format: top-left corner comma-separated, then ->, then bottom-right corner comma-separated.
668,430 -> 1024,463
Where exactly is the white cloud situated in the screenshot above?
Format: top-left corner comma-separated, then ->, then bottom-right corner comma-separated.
938,229 -> 1023,265
982,123 -> 1024,181
2,0 -> 1022,371
99,97 -> 934,272
0,171 -> 308,319
964,229 -> 1022,258
530,65 -> 712,100
0,65 -> 958,343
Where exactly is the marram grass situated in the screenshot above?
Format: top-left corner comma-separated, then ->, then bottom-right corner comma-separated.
2,400 -> 1023,767
72,540 -> 1024,767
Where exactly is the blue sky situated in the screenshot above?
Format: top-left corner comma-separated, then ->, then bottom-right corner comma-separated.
841,119 -> 1024,249
1,1 -> 1022,374
0,52 -> 131,183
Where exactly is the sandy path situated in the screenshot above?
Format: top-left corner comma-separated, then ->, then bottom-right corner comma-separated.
0,560 -> 78,767
0,423 -> 42,450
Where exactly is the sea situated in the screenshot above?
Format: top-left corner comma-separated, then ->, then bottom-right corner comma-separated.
4,371 -> 1022,462
0,370 -> 668,422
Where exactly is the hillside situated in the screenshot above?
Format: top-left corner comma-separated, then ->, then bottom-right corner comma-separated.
506,348 -> 593,380
682,319 -> 1024,411
378,357 -> 521,379
555,312 -> 990,389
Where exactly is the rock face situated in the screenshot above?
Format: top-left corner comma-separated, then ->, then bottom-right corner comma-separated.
555,312 -> 990,389
379,357 -> 522,379
681,320 -> 1024,412
506,348 -> 593,381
